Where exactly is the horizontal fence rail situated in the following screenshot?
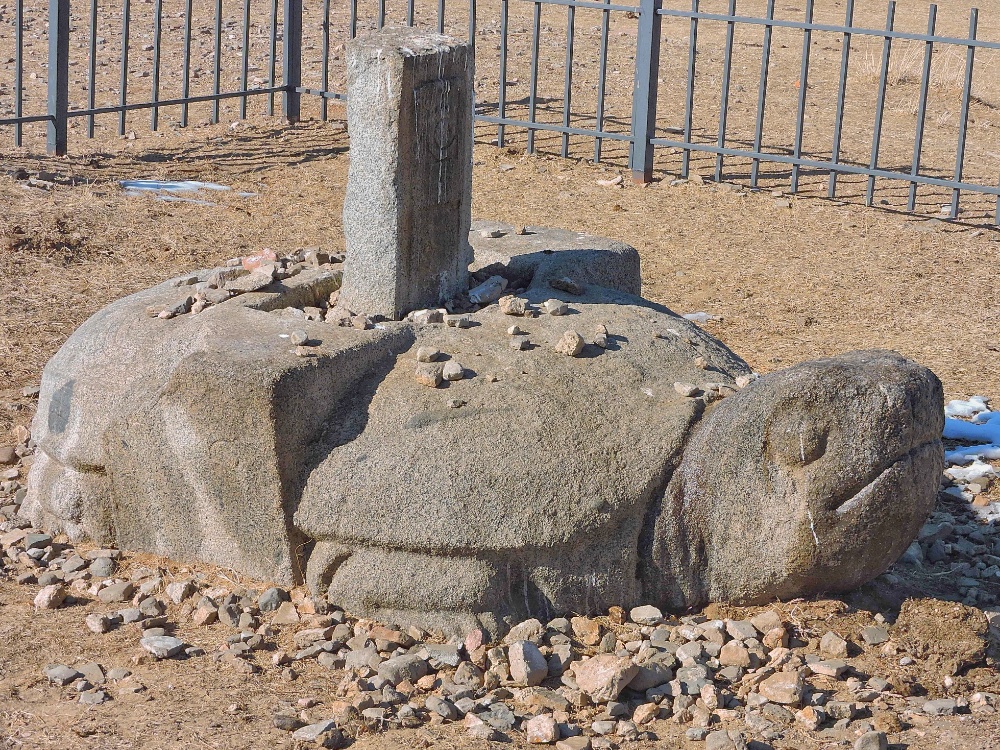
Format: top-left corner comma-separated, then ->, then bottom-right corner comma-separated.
1,0 -> 999,224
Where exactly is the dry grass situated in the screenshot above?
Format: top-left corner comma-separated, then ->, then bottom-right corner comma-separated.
854,38 -> 1000,97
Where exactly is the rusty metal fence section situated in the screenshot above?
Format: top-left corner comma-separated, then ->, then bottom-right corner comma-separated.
2,0 -> 1000,223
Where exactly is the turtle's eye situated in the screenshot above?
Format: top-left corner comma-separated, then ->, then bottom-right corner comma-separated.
766,413 -> 829,468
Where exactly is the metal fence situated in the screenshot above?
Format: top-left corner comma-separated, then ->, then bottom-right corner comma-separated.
2,0 -> 1000,223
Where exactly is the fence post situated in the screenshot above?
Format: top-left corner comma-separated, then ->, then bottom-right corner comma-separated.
283,0 -> 302,123
629,0 -> 661,183
46,0 -> 69,155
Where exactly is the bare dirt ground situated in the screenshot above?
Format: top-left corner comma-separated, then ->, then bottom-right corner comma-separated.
1,116 -> 1000,749
1,517 -> 1000,750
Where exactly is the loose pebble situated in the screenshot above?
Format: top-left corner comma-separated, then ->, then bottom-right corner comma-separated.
416,346 -> 441,363
44,664 -> 81,686
543,299 -> 569,316
415,362 -> 444,388
141,636 -> 187,659
554,331 -> 585,357
33,584 -> 67,610
510,336 -> 531,350
855,731 -> 889,750
412,309 -> 445,326
498,295 -> 527,316
442,361 -> 465,381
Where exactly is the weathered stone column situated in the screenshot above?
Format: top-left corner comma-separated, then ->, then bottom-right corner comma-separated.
339,27 -> 474,321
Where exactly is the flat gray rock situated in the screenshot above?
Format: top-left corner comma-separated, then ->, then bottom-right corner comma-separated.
377,654 -> 430,685
44,664 -> 81,686
140,635 -> 186,659
292,720 -> 341,743
923,698 -> 958,716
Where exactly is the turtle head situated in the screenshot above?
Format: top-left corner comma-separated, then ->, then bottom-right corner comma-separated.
671,350 -> 943,606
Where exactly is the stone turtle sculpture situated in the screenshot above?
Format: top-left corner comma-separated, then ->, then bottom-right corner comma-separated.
21,222 -> 944,636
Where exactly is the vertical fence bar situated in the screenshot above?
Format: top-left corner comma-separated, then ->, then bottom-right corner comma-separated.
14,0 -> 23,146
268,0 -> 279,113
469,0 -> 478,104
907,4 -> 936,213
749,0 -> 774,188
378,0 -> 386,29
87,0 -> 97,138
469,0 -> 477,54
714,0 -> 736,183
407,0 -> 415,26
630,0 -> 662,183
438,0 -> 445,33
593,0 -> 611,163
212,0 -> 222,123
789,0 -> 814,193
681,0 -> 699,179
119,0 -> 131,135
241,0 -> 252,119
527,0 -> 541,154
950,9 -> 978,220
151,0 -> 163,130
320,0 -> 331,120
865,2 -> 895,207
283,0 -> 302,124
350,0 -> 358,38
561,4 -> 576,158
828,0 -> 854,197
181,0 -> 193,126
497,0 -> 509,146
46,0 -> 69,155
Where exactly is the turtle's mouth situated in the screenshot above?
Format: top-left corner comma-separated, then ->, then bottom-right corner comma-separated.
828,438 -> 940,518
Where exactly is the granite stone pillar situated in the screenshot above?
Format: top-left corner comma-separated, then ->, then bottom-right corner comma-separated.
339,27 -> 474,321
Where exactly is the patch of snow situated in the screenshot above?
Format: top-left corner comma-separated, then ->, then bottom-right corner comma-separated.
947,459 -> 997,483
943,485 -> 973,502
682,312 -> 716,324
945,395 -> 991,419
121,179 -> 231,193
970,502 -> 1000,522
944,445 -> 1000,464
942,400 -> 1000,494
120,179 -> 257,204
